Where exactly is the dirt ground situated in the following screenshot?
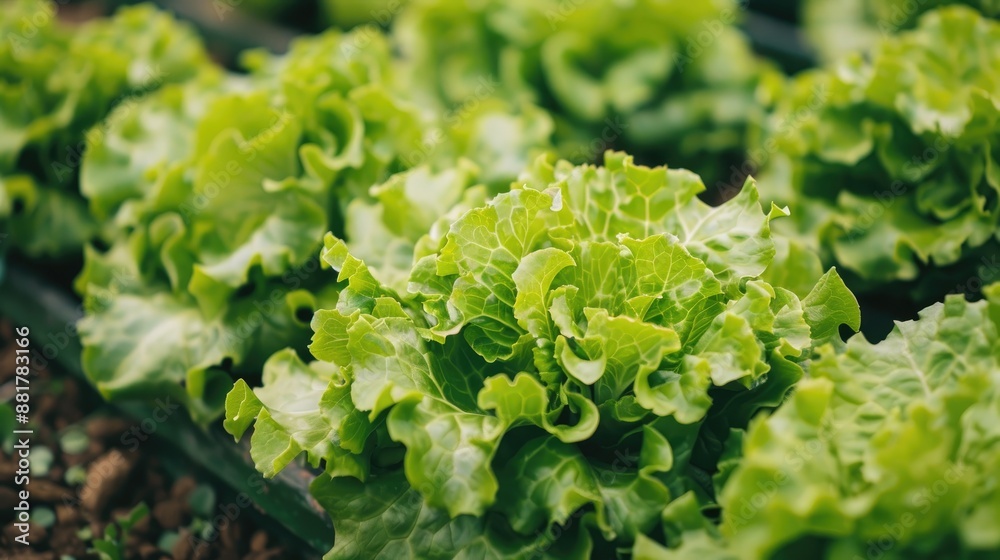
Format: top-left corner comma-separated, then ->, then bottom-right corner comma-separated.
0,320 -> 293,560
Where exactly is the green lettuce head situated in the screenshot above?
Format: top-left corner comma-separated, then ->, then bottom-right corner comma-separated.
75,26 -> 553,423
755,6 -> 1000,307
804,0 -> 999,61
394,0 -> 764,186
0,0 -> 210,258
226,152 -> 860,558
638,284 -> 1000,559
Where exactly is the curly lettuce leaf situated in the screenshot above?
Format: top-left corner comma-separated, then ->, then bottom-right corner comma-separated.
76,24 -> 555,424
1,174 -> 96,257
395,0 -> 764,184
310,470 -> 593,560
804,0 -> 999,61
719,288 -> 1000,557
79,265 -> 323,423
641,286 -> 1000,559
228,152 -> 860,554
75,28 -> 413,421
0,0 -> 210,258
757,7 -> 1000,305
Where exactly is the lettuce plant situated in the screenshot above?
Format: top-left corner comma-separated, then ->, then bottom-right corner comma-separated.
393,0 -> 763,186
636,285 -> 1000,559
756,6 -> 1000,305
0,0 -> 210,257
75,27 -> 553,422
803,0 -> 998,61
225,152 -> 860,558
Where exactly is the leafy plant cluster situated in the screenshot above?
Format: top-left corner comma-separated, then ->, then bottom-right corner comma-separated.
802,0 -> 998,61
3,0 -> 1000,558
756,6 -> 1000,306
394,0 -> 765,187
226,151 -> 861,558
0,0 -> 209,257
73,24 -> 554,422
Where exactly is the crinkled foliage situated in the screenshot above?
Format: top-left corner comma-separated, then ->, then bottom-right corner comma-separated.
76,27 -> 553,423
394,0 -> 763,185
637,285 -> 1000,559
226,152 -> 860,558
0,0 -> 210,257
803,0 -> 999,62
757,7 -> 1000,302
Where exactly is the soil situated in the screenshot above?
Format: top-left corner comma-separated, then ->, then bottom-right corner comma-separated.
0,320 -> 295,560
